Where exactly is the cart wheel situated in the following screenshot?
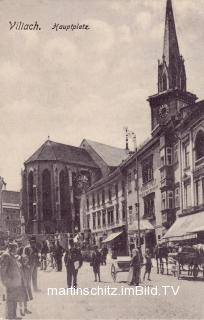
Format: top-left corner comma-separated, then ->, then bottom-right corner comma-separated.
111,264 -> 117,282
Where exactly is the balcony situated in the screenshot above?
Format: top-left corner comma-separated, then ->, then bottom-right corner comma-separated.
160,166 -> 174,189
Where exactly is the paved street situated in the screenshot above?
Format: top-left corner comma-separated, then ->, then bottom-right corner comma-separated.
1,259 -> 203,319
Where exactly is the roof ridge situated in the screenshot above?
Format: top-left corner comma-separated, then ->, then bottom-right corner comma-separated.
86,139 -> 126,151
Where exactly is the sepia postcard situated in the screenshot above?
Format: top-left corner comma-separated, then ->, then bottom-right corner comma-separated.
0,0 -> 204,319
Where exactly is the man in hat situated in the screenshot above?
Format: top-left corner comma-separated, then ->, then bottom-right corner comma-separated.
129,247 -> 142,286
0,240 -> 22,319
24,236 -> 40,292
64,240 -> 82,288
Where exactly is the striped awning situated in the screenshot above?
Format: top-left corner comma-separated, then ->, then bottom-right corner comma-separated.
163,211 -> 204,241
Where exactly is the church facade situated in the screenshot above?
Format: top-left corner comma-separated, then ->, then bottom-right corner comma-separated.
21,139 -> 128,234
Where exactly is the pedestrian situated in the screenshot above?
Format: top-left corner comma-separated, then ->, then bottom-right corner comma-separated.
40,240 -> 49,271
54,240 -> 64,272
143,248 -> 153,281
128,248 -> 141,286
0,240 -> 23,319
18,253 -> 33,317
24,236 -> 40,292
91,246 -> 101,282
64,240 -> 83,288
101,245 -> 108,265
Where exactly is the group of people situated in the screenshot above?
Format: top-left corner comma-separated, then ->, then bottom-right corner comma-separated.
0,236 -> 40,319
128,247 -> 153,286
0,235 -> 153,319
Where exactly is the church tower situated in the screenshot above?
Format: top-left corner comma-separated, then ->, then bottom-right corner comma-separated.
148,0 -> 197,134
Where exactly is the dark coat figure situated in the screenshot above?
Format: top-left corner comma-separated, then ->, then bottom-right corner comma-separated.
0,241 -> 24,319
101,246 -> 108,265
129,248 -> 141,286
53,241 -> 64,272
24,237 -> 40,292
143,248 -> 152,281
64,242 -> 82,288
91,247 -> 101,282
40,241 -> 49,271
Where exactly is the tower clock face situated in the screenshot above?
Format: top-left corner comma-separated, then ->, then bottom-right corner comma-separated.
159,104 -> 169,119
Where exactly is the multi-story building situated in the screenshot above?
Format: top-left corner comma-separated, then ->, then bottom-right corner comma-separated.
0,177 -> 21,239
82,165 -> 128,254
81,0 -> 204,253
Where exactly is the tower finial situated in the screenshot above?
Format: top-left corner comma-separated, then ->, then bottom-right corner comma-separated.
158,0 -> 186,92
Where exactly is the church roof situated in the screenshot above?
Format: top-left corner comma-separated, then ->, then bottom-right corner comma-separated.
81,139 -> 129,167
25,140 -> 98,168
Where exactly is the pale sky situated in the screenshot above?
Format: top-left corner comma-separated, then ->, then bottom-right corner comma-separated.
0,0 -> 204,190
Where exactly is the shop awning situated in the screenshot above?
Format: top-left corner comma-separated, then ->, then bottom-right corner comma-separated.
128,219 -> 154,232
102,231 -> 123,243
163,211 -> 204,240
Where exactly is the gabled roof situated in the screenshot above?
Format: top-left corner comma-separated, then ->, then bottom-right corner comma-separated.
2,190 -> 20,204
25,140 -> 98,168
82,139 -> 129,167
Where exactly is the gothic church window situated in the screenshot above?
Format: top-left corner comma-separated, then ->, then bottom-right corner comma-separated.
42,169 -> 52,220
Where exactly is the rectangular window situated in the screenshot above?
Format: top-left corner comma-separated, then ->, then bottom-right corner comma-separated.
87,215 -> 90,229
184,183 -> 191,208
161,192 -> 166,210
116,205 -> 119,223
92,193 -> 95,209
142,155 -> 153,184
144,193 -> 155,218
175,187 -> 180,208
102,210 -> 106,227
184,143 -> 190,169
195,180 -> 202,206
122,180 -> 125,196
97,212 -> 101,228
166,147 -> 173,166
129,206 -> 133,224
102,189 -> 105,204
127,173 -> 132,193
107,211 -> 111,225
122,201 -> 126,221
160,148 -> 165,167
108,187 -> 112,202
115,183 -> 118,199
97,193 -> 100,207
167,191 -> 174,209
86,197 -> 89,211
174,144 -> 179,164
93,213 -> 96,229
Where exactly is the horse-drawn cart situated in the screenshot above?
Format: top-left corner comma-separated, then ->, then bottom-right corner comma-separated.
111,256 -> 132,282
169,245 -> 204,280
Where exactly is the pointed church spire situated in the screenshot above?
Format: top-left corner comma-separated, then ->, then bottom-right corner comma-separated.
163,0 -> 180,66
158,0 -> 186,93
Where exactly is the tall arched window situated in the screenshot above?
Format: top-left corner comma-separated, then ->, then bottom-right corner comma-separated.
59,170 -> 69,218
162,74 -> 167,91
42,169 -> 52,220
28,171 -> 34,220
195,130 -> 204,161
